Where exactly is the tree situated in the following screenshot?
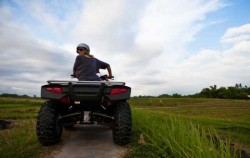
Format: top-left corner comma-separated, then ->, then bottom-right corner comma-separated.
172,93 -> 182,98
217,87 -> 227,98
192,83 -> 249,99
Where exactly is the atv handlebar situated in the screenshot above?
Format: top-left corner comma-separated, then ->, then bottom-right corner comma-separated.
100,75 -> 114,81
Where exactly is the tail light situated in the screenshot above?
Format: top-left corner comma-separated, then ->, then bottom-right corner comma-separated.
59,96 -> 70,105
110,88 -> 128,95
46,87 -> 62,94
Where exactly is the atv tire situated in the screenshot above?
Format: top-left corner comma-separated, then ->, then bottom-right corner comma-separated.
113,101 -> 132,145
36,100 -> 63,146
63,124 -> 75,129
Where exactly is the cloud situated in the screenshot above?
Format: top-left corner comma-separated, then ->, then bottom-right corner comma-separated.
163,24 -> 250,95
0,0 -> 249,97
117,0 -> 225,95
0,23 -> 74,95
72,0 -> 129,51
221,24 -> 250,44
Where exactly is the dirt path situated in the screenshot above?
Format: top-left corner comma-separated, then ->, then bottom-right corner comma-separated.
44,124 -> 126,158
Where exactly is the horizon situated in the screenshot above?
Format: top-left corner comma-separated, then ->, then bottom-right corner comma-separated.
0,82 -> 249,97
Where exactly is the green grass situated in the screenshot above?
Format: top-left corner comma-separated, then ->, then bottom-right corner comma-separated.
0,97 -> 42,119
128,109 -> 236,158
0,97 -> 43,158
1,97 -> 249,157
0,97 -> 44,105
128,98 -> 250,157
0,120 -> 42,158
129,98 -> 214,107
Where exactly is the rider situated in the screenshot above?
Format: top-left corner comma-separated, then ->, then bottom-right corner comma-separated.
72,43 -> 113,81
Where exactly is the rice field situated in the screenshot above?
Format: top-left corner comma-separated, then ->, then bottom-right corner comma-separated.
127,98 -> 250,158
0,97 -> 249,157
0,97 -> 42,158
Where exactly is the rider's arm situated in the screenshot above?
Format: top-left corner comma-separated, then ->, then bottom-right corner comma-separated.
107,65 -> 113,79
95,58 -> 113,78
72,56 -> 79,77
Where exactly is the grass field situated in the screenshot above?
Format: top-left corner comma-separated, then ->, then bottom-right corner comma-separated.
0,97 -> 249,157
0,97 -> 43,158
128,98 -> 250,157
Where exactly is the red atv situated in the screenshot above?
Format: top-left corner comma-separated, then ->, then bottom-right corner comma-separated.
36,75 -> 132,146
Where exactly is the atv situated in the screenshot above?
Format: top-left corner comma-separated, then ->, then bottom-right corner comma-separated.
36,75 -> 132,146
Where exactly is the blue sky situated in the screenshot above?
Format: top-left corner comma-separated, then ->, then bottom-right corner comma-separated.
0,0 -> 250,96
189,0 -> 250,51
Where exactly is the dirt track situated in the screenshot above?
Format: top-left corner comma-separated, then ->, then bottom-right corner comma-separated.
44,124 -> 126,158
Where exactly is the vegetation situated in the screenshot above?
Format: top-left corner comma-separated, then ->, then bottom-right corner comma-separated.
193,84 -> 250,99
134,83 -> 250,100
128,98 -> 250,157
1,96 -> 249,157
0,93 -> 33,98
0,97 -> 43,158
128,109 -> 236,158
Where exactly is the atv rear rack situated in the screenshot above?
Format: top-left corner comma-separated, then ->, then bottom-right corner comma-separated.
47,80 -> 126,86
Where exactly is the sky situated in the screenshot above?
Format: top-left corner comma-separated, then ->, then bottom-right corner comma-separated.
0,0 -> 250,96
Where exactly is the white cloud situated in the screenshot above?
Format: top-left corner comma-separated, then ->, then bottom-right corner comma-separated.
163,24 -> 250,95
0,24 -> 74,96
11,86 -> 24,90
221,23 -> 250,44
0,0 -> 249,96
71,0 -> 129,51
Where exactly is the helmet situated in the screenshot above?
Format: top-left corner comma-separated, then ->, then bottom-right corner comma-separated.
76,43 -> 90,52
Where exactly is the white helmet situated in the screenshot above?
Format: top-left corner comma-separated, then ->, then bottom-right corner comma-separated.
76,43 -> 90,52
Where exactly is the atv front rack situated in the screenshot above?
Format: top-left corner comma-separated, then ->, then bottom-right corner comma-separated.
47,80 -> 126,86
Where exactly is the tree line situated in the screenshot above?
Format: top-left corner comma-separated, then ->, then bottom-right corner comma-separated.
135,83 -> 250,100
0,93 -> 36,98
192,84 -> 250,99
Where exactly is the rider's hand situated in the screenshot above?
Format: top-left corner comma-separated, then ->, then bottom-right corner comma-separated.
108,75 -> 114,79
